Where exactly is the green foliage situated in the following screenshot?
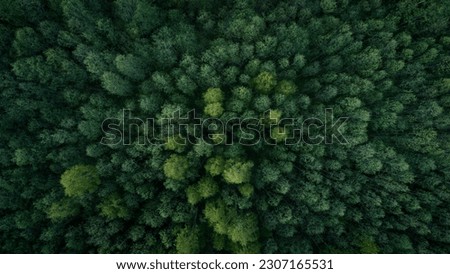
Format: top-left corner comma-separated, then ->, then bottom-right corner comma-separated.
232,86 -> 252,102
253,71 -> 276,94
204,199 -> 259,247
320,0 -> 337,13
115,54 -> 146,81
238,183 -> 254,198
204,102 -> 224,117
98,193 -> 129,219
1,0 -> 450,255
222,159 -> 254,184
262,109 -> 282,125
47,198 -> 79,221
13,148 -> 32,166
198,177 -> 219,198
203,88 -> 224,103
357,236 -> 380,254
163,154 -> 189,181
204,87 -> 224,117
270,126 -> 288,143
204,156 -> 225,176
204,199 -> 229,235
176,226 -> 200,254
253,95 -> 271,112
115,0 -> 160,37
186,184 -> 202,205
60,165 -> 100,197
13,27 -> 44,57
165,135 -> 185,152
228,213 -> 258,246
276,80 -> 297,95
101,71 -> 132,96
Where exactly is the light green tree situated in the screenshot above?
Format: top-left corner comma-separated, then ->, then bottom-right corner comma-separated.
60,165 -> 100,197
198,177 -> 219,198
228,213 -> 258,246
204,199 -> 229,235
176,226 -> 200,254
203,87 -> 224,103
98,193 -> 129,219
253,71 -> 276,93
222,159 -> 254,184
47,198 -> 79,221
186,184 -> 202,205
165,135 -> 185,152
204,102 -> 224,117
205,156 -> 225,176
276,80 -> 297,95
271,126 -> 288,143
238,183 -> 254,198
163,154 -> 189,181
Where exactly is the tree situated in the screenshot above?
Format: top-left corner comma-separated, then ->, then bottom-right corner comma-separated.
232,86 -> 252,102
350,48 -> 382,73
60,165 -> 100,197
228,213 -> 259,246
186,184 -> 202,205
204,199 -> 229,235
115,54 -> 146,81
262,109 -> 282,125
270,126 -> 288,143
204,88 -> 224,117
238,183 -> 254,198
276,80 -> 296,95
115,0 -> 161,37
12,27 -> 44,57
205,156 -> 225,176
203,87 -> 224,103
198,177 -> 219,198
222,159 -> 254,184
176,226 -> 200,253
163,154 -> 189,181
98,193 -> 129,219
204,102 -> 224,117
204,199 -> 259,247
101,71 -> 133,96
165,135 -> 185,152
253,95 -> 271,112
253,71 -> 276,93
320,0 -> 337,13
176,74 -> 197,95
47,198 -> 79,221
357,236 -> 380,254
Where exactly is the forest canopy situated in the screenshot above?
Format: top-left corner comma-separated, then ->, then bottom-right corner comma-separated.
0,0 -> 450,254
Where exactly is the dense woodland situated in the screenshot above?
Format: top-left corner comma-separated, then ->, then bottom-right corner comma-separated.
1,0 -> 450,253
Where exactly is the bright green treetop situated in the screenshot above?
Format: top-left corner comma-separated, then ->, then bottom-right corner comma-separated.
60,165 -> 100,197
